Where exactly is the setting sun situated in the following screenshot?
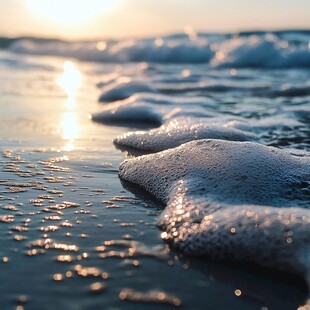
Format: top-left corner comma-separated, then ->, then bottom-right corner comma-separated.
26,0 -> 118,25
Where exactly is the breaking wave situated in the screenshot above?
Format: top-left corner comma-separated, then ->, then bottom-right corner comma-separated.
3,30 -> 310,68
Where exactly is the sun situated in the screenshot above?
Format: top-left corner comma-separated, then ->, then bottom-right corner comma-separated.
27,0 -> 118,25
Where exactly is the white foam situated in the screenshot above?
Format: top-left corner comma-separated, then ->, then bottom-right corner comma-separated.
91,101 -> 164,126
114,118 -> 257,153
99,79 -> 156,103
211,34 -> 284,68
93,85 -> 306,153
119,140 -> 310,275
92,93 -> 216,126
212,34 -> 310,68
113,112 -> 306,152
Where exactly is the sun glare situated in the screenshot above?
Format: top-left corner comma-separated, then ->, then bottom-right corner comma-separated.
27,0 -> 118,25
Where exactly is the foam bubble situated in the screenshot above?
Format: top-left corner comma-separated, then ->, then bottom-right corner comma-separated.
119,140 -> 310,275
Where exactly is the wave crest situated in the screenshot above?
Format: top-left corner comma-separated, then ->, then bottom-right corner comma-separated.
6,31 -> 310,68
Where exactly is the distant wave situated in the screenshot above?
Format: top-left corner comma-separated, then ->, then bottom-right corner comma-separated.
1,30 -> 310,68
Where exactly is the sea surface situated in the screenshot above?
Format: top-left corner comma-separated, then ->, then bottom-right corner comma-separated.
0,30 -> 309,310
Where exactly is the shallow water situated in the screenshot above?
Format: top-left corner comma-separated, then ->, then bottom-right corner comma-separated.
0,32 -> 310,309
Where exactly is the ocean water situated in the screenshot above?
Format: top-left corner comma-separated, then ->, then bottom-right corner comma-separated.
0,31 -> 309,310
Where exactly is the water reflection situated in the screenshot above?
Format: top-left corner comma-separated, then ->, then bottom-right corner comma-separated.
57,61 -> 81,151
57,61 -> 81,109
61,112 -> 79,151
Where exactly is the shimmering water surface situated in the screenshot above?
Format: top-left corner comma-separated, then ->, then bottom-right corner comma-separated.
0,31 -> 309,310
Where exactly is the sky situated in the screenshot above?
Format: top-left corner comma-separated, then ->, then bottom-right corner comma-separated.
0,0 -> 310,39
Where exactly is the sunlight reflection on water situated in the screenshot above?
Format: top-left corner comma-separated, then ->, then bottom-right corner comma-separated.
61,112 -> 79,151
57,61 -> 82,150
57,61 -> 81,109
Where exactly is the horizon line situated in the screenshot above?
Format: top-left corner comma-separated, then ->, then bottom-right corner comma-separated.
1,27 -> 310,42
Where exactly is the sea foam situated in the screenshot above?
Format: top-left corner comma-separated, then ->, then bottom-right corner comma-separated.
114,118 -> 257,153
98,80 -> 157,103
92,93 -> 217,126
7,32 -> 310,68
119,140 -> 310,276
